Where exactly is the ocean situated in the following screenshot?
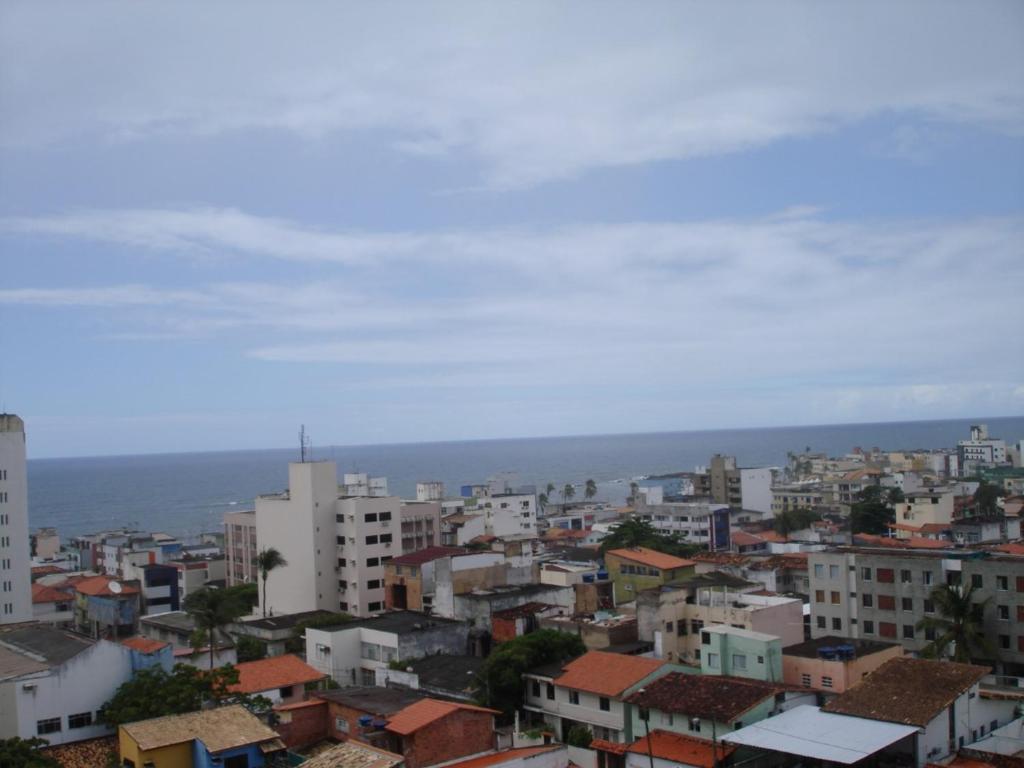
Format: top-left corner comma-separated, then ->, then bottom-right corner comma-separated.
27,416 -> 1024,540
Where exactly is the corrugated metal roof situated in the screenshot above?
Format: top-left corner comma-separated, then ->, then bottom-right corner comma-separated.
721,706 -> 918,764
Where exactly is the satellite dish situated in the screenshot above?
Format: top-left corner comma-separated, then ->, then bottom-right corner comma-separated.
109,581 -> 123,594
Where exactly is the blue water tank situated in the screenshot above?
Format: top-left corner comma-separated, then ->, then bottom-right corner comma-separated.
597,570 -> 609,580
359,715 -> 373,726
582,574 -> 595,583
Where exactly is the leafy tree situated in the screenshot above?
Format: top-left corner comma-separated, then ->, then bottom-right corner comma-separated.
850,486 -> 902,535
256,547 -> 289,618
584,479 -> 597,501
974,481 -> 1004,516
235,635 -> 267,663
0,737 -> 61,768
100,664 -> 270,728
598,517 -> 702,559
774,508 -> 821,536
476,629 -> 584,717
223,582 -> 259,612
538,493 -> 548,507
916,583 -> 994,663
566,725 -> 593,748
562,484 -> 575,506
183,587 -> 251,670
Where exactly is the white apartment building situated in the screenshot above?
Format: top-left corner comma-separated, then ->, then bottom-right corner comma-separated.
958,424 -> 1007,472
342,472 -> 389,497
468,492 -> 538,538
225,509 -> 259,586
893,486 -> 955,538
635,500 -> 729,544
416,481 -> 445,502
0,414 -> 32,624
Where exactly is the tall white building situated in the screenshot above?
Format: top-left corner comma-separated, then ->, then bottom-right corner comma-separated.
0,414 -> 32,624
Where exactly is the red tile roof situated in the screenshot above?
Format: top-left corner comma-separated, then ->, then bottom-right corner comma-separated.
73,575 -> 140,597
390,546 -> 468,567
31,565 -> 66,576
228,654 -> 326,694
384,698 -> 498,735
121,636 -> 169,654
590,739 -> 630,755
691,552 -> 750,566
730,531 -> 768,547
627,730 -> 735,768
554,650 -> 664,697
606,547 -> 694,571
624,672 -> 782,723
442,746 -> 563,768
990,542 -> 1024,555
31,582 -> 73,604
854,533 -> 949,550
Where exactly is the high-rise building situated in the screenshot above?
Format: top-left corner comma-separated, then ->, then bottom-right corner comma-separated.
224,510 -> 259,586
0,414 -> 33,623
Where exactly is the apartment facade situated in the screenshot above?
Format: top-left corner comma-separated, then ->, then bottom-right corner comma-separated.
807,547 -> 1024,674
0,414 -> 32,623
225,509 -> 259,586
893,487 -> 955,538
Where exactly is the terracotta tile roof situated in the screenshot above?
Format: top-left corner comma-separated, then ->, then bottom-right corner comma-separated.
390,546 -> 468,566
554,650 -> 664,697
990,542 -> 1024,555
691,552 -> 750,566
32,581 -> 73,604
590,739 -> 630,755
606,546 -> 694,570
756,530 -> 788,543
853,534 -> 950,550
823,657 -> 991,727
543,528 -> 590,540
624,672 -> 782,723
384,698 -> 498,735
120,704 -> 280,753
627,730 -> 735,768
297,740 -> 404,768
442,746 -> 563,768
746,553 -> 809,571
31,565 -> 67,576
73,575 -> 140,597
121,636 -> 169,654
274,698 -> 328,712
228,653 -> 325,694
730,531 -> 768,547
40,735 -> 117,768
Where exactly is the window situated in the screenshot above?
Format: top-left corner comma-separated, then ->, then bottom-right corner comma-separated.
903,625 -> 915,639
999,635 -> 1010,649
879,622 -> 897,638
924,571 -> 934,586
367,579 -> 381,590
531,680 -> 541,697
691,619 -> 704,634
863,620 -> 874,634
569,690 -> 580,705
364,513 -> 378,523
862,567 -> 872,581
902,598 -> 913,611
366,557 -> 380,567
801,673 -> 812,687
365,535 -> 379,545
380,534 -> 392,544
336,716 -> 350,733
972,574 -> 983,589
1017,576 -> 1024,592
37,717 -> 61,735
732,654 -> 747,670
361,642 -> 381,661
816,616 -> 826,629
997,605 -> 1009,621
68,712 -> 93,729
924,599 -> 935,614
815,590 -> 825,603
814,564 -> 824,578
279,685 -> 294,698
380,512 -> 392,521
925,626 -> 936,641
368,601 -> 382,612
996,576 -> 1008,591
878,595 -> 895,611
831,591 -> 841,605
546,683 -> 555,700
900,570 -> 912,584
829,565 -> 839,579
599,697 -> 610,711
701,631 -> 711,645
757,655 -> 764,664
877,568 -> 894,583
677,622 -> 688,636
832,617 -> 842,631
862,594 -> 873,607
707,652 -> 720,668
821,676 -> 833,689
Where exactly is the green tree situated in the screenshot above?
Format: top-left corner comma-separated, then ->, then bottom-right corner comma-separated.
545,482 -> 556,499
256,547 -> 289,618
183,587 -> 250,670
235,635 -> 267,663
100,664 -> 271,728
850,486 -> 902,535
476,629 -> 584,717
0,737 -> 61,768
916,583 -> 994,663
974,481 -> 1004,516
561,484 -> 575,506
538,493 -> 548,507
774,508 -> 821,537
584,479 -> 597,501
598,517 -> 702,560
223,582 -> 258,613
566,725 -> 593,748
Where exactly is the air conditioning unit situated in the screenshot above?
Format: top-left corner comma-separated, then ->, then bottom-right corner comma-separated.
21,683 -> 36,691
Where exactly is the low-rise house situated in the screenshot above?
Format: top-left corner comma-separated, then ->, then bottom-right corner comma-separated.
781,635 -> 903,693
121,636 -> 174,671
539,613 -> 638,650
31,581 -> 75,627
374,653 -> 484,702
491,602 -> 566,643
451,584 -> 574,628
523,650 -> 667,743
228,653 -> 327,705
384,546 -> 469,611
604,548 -> 695,604
822,657 -> 1016,766
380,698 -> 500,768
139,610 -> 237,667
229,609 -> 344,657
0,624 -> 140,746
625,730 -> 734,768
72,574 -> 142,639
138,563 -> 179,615
306,611 -> 470,687
952,516 -> 1021,545
118,704 -> 285,768
698,625 -> 782,681
293,740 -> 406,768
893,487 -> 956,539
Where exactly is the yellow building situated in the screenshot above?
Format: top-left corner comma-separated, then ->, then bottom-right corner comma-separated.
604,546 -> 695,604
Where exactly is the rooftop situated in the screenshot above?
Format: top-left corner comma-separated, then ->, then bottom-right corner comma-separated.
625,672 -> 782,723
0,625 -> 94,679
120,704 -> 281,753
460,584 -> 566,600
442,747 -> 565,768
658,570 -> 757,592
121,636 -> 170,654
140,611 -> 196,633
229,653 -> 325,694
315,686 -> 426,715
32,581 -> 73,604
405,653 -> 485,693
783,635 -> 901,660
332,610 -> 464,634
822,657 -> 990,727
241,609 -> 344,631
627,730 -> 734,768
390,546 -> 468,566
606,546 -> 695,570
295,740 -> 404,768
553,650 -> 664,697
385,698 -> 498,735
74,575 -> 140,597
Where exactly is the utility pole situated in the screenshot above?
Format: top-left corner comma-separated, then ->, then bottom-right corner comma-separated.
637,689 -> 655,768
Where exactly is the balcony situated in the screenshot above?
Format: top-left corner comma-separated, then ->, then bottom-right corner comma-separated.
980,674 -> 1024,699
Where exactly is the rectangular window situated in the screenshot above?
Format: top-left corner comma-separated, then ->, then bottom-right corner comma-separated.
902,598 -> 913,611
364,513 -> 378,523
924,599 -> 935,614
1017,576 -> 1024,592
546,683 -> 555,700
971,574 -> 983,589
360,642 -> 380,661
821,676 -> 833,688
707,652 -> 719,668
531,680 -> 541,697
877,568 -> 894,583
863,620 -> 874,634
832,617 -> 842,631
997,605 -> 1009,621
900,570 -> 912,584
816,616 -> 826,629
368,601 -> 382,612
380,512 -> 392,521
814,564 -> 824,578
365,535 -> 378,545
924,571 -> 934,586
732,654 -> 747,670
366,557 -> 380,567
830,591 -> 840,605
367,579 -> 381,590
878,595 -> 895,611
801,673 -> 812,687
380,534 -> 392,544
665,621 -> 674,632
599,697 -> 610,711
829,565 -> 839,579
903,625 -> 915,639
879,622 -> 897,638
862,594 -> 873,607
569,690 -> 580,705
37,718 -> 62,735
999,635 -> 1010,649
997,576 -> 1008,591
862,567 -> 872,581
815,590 -> 825,603
68,712 -> 93,729
279,685 -> 294,698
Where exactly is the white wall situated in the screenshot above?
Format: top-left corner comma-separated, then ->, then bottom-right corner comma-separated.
740,468 -> 775,514
0,415 -> 32,623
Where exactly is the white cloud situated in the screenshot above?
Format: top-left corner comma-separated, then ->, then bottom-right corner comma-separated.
1,2 -> 1021,186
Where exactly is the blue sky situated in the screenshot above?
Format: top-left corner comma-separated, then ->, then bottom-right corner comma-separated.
1,1 -> 1022,458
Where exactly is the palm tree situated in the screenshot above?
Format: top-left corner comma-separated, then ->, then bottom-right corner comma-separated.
562,484 -> 575,506
539,492 -> 548,507
184,588 -> 249,670
916,583 -> 994,663
256,547 -> 288,618
545,483 -> 556,499
584,479 -> 597,501
628,482 -> 640,504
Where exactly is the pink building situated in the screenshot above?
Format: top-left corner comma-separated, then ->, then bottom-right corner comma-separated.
782,636 -> 903,693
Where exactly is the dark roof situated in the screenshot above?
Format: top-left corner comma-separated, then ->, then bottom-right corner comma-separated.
458,584 -> 565,601
242,610 -> 342,631
783,636 -> 901,660
624,672 -> 782,723
0,625 -> 95,666
526,660 -> 573,679
823,657 -> 991,727
492,602 -> 554,620
405,654 -> 485,693
390,546 -> 468,567
329,611 -> 465,634
140,611 -> 196,633
315,686 -> 426,715
659,571 -> 757,591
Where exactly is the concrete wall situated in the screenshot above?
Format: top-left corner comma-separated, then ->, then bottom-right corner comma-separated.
782,644 -> 903,693
400,708 -> 495,768
0,414 -> 32,623
274,700 -> 329,749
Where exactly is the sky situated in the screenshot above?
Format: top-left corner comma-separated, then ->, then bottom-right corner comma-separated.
1,1 -> 1022,459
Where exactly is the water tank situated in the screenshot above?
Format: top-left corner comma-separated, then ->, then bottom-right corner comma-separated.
582,574 -> 595,583
817,646 -> 837,660
359,715 -> 373,727
836,644 -> 856,659
372,718 -> 388,729
597,570 -> 609,580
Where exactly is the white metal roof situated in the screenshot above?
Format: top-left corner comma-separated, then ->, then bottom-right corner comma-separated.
721,706 -> 918,764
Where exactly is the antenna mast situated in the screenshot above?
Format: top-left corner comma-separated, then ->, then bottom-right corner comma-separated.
299,425 -> 311,462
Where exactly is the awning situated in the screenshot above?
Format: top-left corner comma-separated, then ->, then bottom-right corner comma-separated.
259,738 -> 287,753
722,706 -> 918,764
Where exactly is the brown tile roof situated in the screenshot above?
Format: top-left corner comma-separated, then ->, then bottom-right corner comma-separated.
606,547 -> 694,570
554,650 -> 664,697
590,739 -> 630,755
390,546 -> 468,566
73,575 -> 140,597
120,704 -> 280,753
853,533 -> 950,550
228,653 -> 325,694
384,698 -> 498,735
297,740 -> 404,768
32,581 -> 73,604
691,552 -> 750,566
624,672 -> 781,723
627,730 -> 735,768
822,657 -> 991,727
442,746 -> 564,768
40,735 -> 118,768
121,636 -> 169,654
730,531 -> 769,547
31,565 -> 67,576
